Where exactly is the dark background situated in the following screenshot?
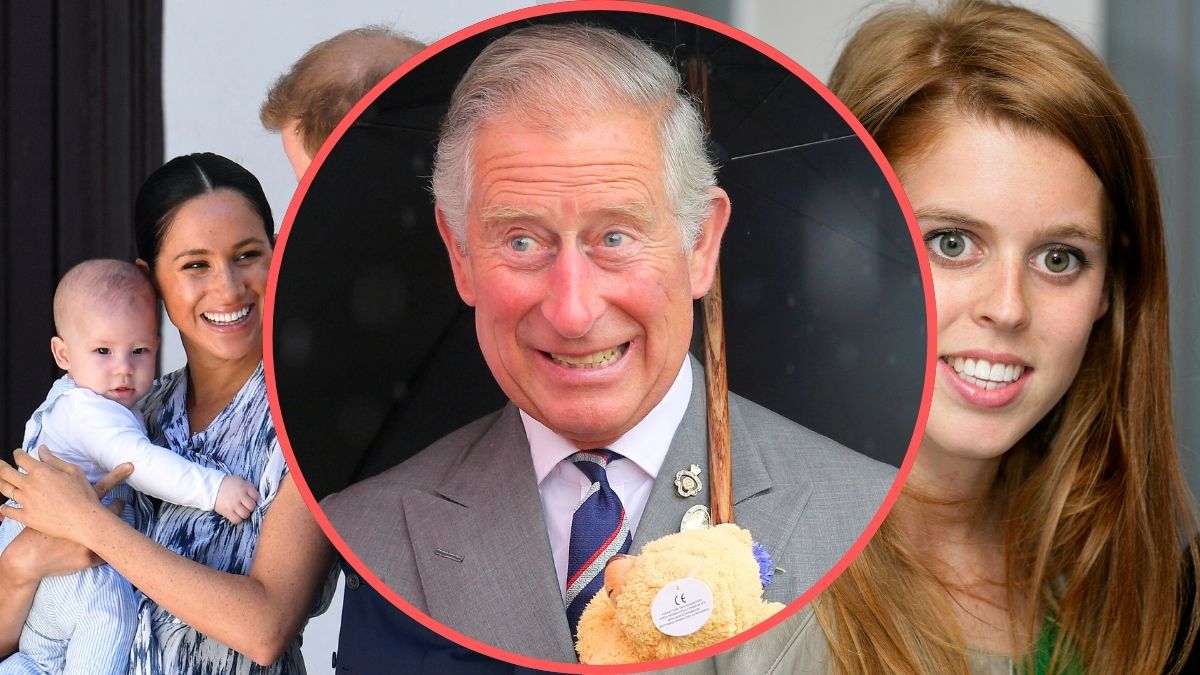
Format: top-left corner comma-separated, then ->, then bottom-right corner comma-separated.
2,1 -> 163,464
271,10 -> 929,502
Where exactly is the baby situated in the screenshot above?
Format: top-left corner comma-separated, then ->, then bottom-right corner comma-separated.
0,259 -> 259,675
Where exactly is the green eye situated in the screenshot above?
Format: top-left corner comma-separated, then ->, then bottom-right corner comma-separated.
1043,249 -> 1074,273
923,228 -> 978,265
937,232 -> 966,258
1041,247 -> 1089,273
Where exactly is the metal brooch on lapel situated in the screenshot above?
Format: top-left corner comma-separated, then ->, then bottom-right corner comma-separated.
674,464 -> 703,498
680,504 -> 712,532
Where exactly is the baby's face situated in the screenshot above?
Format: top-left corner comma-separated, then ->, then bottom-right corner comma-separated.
56,301 -> 159,409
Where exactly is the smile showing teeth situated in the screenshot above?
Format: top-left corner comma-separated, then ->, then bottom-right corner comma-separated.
946,356 -> 1025,390
203,306 -> 251,325
550,344 -> 628,369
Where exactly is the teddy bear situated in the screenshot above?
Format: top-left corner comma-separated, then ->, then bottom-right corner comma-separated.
574,523 -> 785,664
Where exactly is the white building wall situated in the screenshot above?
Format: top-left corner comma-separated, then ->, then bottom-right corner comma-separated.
732,0 -> 1104,82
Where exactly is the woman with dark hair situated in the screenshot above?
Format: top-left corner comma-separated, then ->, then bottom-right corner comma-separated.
790,2 -> 1199,673
0,153 -> 334,673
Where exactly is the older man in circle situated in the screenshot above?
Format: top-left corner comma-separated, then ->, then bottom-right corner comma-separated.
322,22 -> 895,663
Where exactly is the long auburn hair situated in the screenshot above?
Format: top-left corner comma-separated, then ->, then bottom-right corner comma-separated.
820,2 -> 1199,673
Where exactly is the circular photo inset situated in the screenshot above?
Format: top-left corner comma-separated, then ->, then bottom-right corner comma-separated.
267,2 -> 932,670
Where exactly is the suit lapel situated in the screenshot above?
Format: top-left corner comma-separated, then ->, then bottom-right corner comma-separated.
724,390 -> 812,602
402,405 -> 577,662
632,356 -> 811,602
631,361 -> 709,548
400,355 -> 815,662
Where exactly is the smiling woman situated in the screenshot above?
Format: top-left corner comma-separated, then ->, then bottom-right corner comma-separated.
144,189 -> 272,422
0,153 -> 335,673
908,121 -> 1110,465
790,2 -> 1200,674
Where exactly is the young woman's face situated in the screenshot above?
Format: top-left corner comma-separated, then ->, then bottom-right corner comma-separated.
900,119 -> 1109,465
151,190 -> 273,368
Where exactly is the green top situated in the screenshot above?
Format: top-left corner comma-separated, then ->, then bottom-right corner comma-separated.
1025,618 -> 1083,675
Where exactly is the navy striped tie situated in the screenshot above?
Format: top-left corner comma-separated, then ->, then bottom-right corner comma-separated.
564,449 -> 631,637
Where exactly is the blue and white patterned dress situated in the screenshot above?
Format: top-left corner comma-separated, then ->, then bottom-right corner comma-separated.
127,363 -> 328,674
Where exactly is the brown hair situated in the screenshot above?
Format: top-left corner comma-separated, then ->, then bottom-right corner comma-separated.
260,26 -> 425,157
821,1 -> 1199,673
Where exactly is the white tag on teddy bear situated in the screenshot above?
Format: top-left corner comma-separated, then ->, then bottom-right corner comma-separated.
650,578 -> 714,636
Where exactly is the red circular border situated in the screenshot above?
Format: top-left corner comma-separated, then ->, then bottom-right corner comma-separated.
264,2 -> 935,672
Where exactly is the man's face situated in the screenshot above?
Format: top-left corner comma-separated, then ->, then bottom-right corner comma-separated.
438,111 -> 728,448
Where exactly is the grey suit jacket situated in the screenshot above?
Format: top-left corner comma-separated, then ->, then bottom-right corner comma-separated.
321,358 -> 896,663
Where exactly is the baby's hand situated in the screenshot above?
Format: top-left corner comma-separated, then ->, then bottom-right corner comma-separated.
214,475 -> 260,524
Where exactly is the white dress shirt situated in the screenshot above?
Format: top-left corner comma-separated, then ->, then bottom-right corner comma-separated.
522,358 -> 693,601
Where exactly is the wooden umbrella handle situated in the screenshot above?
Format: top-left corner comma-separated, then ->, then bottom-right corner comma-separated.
685,55 -> 733,526
703,266 -> 732,525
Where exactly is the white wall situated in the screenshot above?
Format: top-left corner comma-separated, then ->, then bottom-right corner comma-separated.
732,0 -> 1104,82
161,2 -> 1104,672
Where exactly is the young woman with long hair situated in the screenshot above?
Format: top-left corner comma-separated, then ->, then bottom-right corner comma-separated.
808,2 -> 1199,673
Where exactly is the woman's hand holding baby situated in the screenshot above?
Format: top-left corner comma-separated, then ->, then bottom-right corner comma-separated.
0,447 -> 132,582
0,447 -> 131,548
214,475 -> 260,524
1,525 -> 103,585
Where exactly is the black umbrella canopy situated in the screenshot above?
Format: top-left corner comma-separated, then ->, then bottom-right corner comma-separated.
272,8 -> 928,501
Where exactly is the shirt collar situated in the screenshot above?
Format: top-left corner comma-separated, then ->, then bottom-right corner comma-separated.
524,356 -> 693,484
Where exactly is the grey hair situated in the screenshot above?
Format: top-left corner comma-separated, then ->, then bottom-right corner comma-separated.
430,23 -> 717,251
